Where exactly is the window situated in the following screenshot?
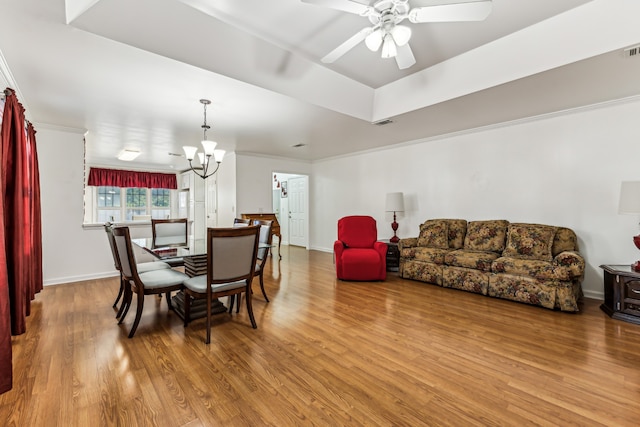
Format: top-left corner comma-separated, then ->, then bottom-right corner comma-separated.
151,188 -> 171,219
97,186 -> 121,223
92,186 -> 173,222
126,188 -> 147,220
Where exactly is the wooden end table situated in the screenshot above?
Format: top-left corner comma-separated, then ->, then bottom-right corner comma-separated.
600,264 -> 640,325
379,240 -> 400,272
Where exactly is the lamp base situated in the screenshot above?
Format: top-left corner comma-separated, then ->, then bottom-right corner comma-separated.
632,235 -> 640,271
389,235 -> 399,244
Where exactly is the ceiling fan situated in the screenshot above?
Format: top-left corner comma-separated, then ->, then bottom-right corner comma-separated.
302,0 -> 492,70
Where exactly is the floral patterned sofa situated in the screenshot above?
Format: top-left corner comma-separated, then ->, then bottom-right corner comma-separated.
398,219 -> 585,311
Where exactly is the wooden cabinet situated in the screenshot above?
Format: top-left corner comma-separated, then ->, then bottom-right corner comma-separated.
600,264 -> 640,325
241,213 -> 281,259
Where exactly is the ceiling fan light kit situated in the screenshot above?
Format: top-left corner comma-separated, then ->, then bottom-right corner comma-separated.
304,0 -> 492,70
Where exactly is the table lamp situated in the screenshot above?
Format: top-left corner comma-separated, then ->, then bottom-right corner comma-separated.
385,192 -> 405,243
618,181 -> 640,271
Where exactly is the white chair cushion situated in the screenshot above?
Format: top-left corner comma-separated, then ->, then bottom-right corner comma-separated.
137,261 -> 171,273
183,275 -> 246,294
138,269 -> 188,289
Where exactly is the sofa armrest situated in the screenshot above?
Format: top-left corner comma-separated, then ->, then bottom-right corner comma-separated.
552,251 -> 585,280
398,237 -> 418,251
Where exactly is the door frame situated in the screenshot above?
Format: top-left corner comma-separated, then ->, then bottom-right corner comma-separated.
272,172 -> 309,249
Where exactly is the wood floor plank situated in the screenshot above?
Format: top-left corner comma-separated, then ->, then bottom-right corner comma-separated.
2,246 -> 640,426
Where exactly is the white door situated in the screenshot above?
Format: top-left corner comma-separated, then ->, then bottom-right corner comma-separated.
288,176 -> 308,248
205,178 -> 217,228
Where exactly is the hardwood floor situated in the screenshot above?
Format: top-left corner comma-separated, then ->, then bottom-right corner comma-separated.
2,246 -> 640,426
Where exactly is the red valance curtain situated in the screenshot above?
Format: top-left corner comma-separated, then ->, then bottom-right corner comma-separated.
0,88 -> 43,394
87,167 -> 178,189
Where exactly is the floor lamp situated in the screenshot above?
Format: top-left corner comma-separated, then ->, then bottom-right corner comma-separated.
619,181 -> 640,271
385,192 -> 405,244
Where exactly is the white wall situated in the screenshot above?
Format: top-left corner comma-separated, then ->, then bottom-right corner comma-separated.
37,126 -> 117,285
311,97 -> 640,299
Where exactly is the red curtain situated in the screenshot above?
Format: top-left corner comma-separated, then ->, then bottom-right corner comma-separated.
87,167 -> 177,189
0,88 -> 44,394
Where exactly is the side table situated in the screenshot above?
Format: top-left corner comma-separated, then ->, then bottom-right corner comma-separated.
600,264 -> 640,325
379,240 -> 400,272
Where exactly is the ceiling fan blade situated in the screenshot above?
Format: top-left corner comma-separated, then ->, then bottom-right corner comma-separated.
409,0 -> 492,23
321,27 -> 373,63
395,43 -> 416,70
301,0 -> 372,16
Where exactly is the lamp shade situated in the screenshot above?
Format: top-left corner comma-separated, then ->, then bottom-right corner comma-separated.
183,145 -> 198,161
391,25 -> 412,46
381,34 -> 397,58
385,192 -> 404,212
213,149 -> 226,163
365,29 -> 383,52
201,139 -> 217,155
619,181 -> 640,214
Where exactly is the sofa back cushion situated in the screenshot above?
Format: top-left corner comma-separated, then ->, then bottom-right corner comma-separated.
417,220 -> 449,249
463,220 -> 509,253
503,223 -> 557,261
552,227 -> 578,256
446,219 -> 467,249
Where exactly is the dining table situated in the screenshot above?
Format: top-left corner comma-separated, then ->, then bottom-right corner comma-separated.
131,237 -> 271,321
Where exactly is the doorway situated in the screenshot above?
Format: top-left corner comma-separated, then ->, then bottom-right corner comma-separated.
273,172 -> 309,249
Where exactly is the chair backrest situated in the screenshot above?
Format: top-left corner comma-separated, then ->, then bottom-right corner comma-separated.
233,218 -> 251,227
337,215 -> 378,248
152,218 -> 188,248
207,226 -> 260,286
104,222 -> 121,272
253,219 -> 273,262
112,226 -> 139,280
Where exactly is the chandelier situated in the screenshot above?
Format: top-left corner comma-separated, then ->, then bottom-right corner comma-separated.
182,99 -> 225,179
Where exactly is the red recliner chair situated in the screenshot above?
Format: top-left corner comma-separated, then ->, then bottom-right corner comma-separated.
334,216 -> 387,281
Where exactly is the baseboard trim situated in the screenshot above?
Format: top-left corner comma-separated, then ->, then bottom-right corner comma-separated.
583,289 -> 603,301
44,271 -> 119,286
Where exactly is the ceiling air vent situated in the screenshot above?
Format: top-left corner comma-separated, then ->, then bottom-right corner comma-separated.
624,45 -> 640,57
373,119 -> 393,126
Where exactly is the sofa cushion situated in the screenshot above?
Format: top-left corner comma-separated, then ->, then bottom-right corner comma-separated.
417,220 -> 449,249
463,220 -> 509,253
404,247 -> 451,265
444,249 -> 500,272
552,227 -> 578,256
492,256 -> 552,279
503,223 -> 557,261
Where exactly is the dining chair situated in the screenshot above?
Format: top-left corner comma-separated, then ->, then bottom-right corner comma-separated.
233,218 -> 251,227
104,222 -> 171,318
112,226 -> 189,338
182,225 -> 260,344
151,218 -> 188,267
229,219 -> 272,313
